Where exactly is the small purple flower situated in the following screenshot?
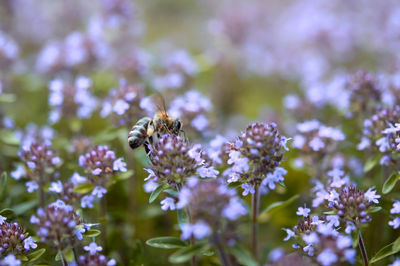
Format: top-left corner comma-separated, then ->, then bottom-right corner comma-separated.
389,217 -> 400,229
241,183 -> 255,196
92,186 -> 107,198
23,237 -> 37,250
283,228 -> 295,241
10,165 -> 26,180
296,206 -> 311,217
92,168 -> 102,176
336,235 -> 352,249
364,187 -> 381,203
27,161 -> 36,169
26,181 -> 39,193
81,195 -> 95,209
49,181 -> 63,193
391,201 -> 400,214
84,242 -> 103,255
160,197 -> 176,211
112,99 -> 129,115
1,254 -> 21,266
0,215 -> 6,224
317,248 -> 338,266
113,158 -> 127,172
222,199 -> 247,220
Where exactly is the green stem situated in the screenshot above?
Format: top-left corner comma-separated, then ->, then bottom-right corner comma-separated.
358,229 -> 369,266
58,250 -> 67,266
251,184 -> 260,261
100,197 -> 108,253
73,247 -> 80,266
212,233 -> 231,266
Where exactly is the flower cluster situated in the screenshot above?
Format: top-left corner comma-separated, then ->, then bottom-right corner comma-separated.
327,185 -> 380,224
0,216 -> 37,256
346,70 -> 382,118
225,122 -> 288,195
284,215 -> 356,266
79,242 -> 116,266
146,135 -> 218,187
48,76 -> 97,124
31,201 -> 81,250
79,145 -> 127,186
48,173 -> 87,207
153,50 -> 198,91
0,254 -> 21,266
100,80 -> 145,127
16,141 -> 61,193
176,179 -> 247,243
168,90 -> 213,135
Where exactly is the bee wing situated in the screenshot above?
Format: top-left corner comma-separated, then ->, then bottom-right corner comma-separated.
151,92 -> 168,116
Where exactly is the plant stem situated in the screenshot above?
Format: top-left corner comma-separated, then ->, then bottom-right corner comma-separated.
58,250 -> 67,266
38,173 -> 45,208
212,233 -> 231,266
176,183 -> 197,266
251,184 -> 260,260
73,247 -> 80,266
100,197 -> 108,253
358,229 -> 369,266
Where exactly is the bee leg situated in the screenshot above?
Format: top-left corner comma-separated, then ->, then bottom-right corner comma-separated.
147,122 -> 155,137
180,129 -> 188,142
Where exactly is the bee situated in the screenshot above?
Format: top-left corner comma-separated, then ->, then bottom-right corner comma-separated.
128,94 -> 184,151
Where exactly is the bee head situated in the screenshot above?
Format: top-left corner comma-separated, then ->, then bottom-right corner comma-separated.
171,119 -> 182,135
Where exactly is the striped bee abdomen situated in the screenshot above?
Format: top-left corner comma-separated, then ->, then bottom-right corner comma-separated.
128,117 -> 152,150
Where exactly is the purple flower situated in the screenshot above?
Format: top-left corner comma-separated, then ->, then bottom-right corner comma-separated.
364,187 -> 381,204
296,206 -> 311,217
241,183 -> 255,196
84,242 -> 103,255
92,186 -> 107,198
317,249 -> 338,266
336,235 -> 352,249
1,254 -> 21,266
23,237 -> 37,250
10,165 -> 26,180
303,232 -> 319,245
113,158 -> 127,172
389,217 -> 400,229
222,199 -> 247,220
391,201 -> 400,214
26,181 -> 39,193
160,197 -> 176,211
283,228 -> 295,241
181,221 -> 211,240
191,114 -> 209,131
49,181 -> 63,193
112,99 -> 129,116
0,215 -> 6,224
92,168 -> 102,175
81,195 -> 95,209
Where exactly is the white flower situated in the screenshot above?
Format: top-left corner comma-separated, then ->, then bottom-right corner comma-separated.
0,215 -> 6,224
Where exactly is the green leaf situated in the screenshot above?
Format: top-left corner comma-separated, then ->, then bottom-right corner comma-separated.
177,209 -> 188,229
323,210 -> 337,215
82,229 -> 101,237
146,237 -> 187,249
367,206 -> 382,214
370,236 -> 400,264
382,172 -> 400,194
364,154 -> 380,173
0,172 -> 8,199
226,244 -> 257,266
278,181 -> 286,187
258,194 -> 299,222
0,208 -> 14,217
149,183 -> 168,203
27,248 -> 46,262
0,93 -> 16,103
0,129 -> 19,145
13,200 -> 37,215
73,183 -> 95,194
169,243 -> 211,264
113,170 -> 133,182
164,189 -> 179,197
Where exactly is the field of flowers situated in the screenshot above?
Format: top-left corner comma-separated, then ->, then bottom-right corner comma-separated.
1,0 -> 400,265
